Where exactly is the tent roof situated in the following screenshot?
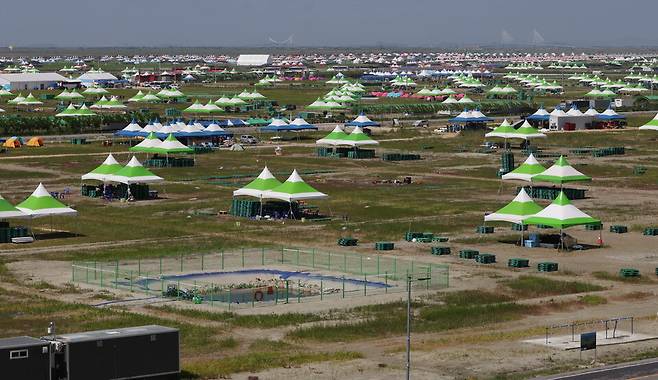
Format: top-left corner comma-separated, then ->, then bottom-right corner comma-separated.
233,166 -> 283,198
532,156 -> 591,184
484,188 -> 543,224
523,191 -> 599,229
16,183 -> 77,218
263,170 -> 328,202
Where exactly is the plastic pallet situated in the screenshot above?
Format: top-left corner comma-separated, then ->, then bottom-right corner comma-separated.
538,262 -> 559,272
338,238 -> 358,246
375,242 -> 395,251
610,225 -> 628,234
459,249 -> 479,259
619,268 -> 640,278
475,253 -> 496,264
431,246 -> 451,255
643,227 -> 658,236
508,258 -> 530,268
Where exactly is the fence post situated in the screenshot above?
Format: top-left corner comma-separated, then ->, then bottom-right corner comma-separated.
342,276 -> 345,298
385,271 -> 388,293
427,266 -> 431,290
201,253 -> 205,271
241,248 -> 245,268
275,285 -> 279,304
129,270 -> 133,292
228,289 -> 231,311
320,279 -> 323,301
71,264 -> 75,282
297,280 -> 301,303
286,280 -> 289,304
159,256 -> 163,275
360,255 -> 364,274
115,260 -> 119,289
364,274 -> 367,296
137,259 -> 141,277
328,252 -> 331,270
221,250 -> 225,270
210,283 -> 214,307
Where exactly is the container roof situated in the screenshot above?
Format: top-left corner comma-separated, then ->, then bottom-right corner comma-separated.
55,325 -> 177,343
0,336 -> 47,350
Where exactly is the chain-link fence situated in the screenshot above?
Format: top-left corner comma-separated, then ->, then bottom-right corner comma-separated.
72,247 -> 449,310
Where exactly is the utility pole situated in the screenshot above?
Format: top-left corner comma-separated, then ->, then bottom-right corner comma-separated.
406,274 -> 430,380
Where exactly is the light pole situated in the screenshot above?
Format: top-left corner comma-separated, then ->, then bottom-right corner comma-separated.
406,274 -> 430,380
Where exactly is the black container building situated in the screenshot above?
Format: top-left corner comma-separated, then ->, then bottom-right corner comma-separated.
0,336 -> 51,380
52,325 -> 179,380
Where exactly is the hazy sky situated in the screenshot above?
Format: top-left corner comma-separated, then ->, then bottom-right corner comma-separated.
2,0 -> 657,47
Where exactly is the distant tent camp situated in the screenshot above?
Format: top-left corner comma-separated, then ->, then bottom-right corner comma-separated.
16,183 -> 78,218
26,137 -> 43,147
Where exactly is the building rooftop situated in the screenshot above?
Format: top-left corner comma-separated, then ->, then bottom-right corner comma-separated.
54,325 -> 178,343
0,336 -> 47,350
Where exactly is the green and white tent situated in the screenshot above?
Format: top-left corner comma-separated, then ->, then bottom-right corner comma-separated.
55,89 -> 71,100
639,113 -> 658,131
264,170 -> 328,202
485,119 -> 517,139
183,100 -> 209,114
81,154 -> 123,182
139,92 -> 161,103
159,134 -> 193,154
127,90 -> 145,102
0,88 -> 13,97
341,127 -> 379,147
18,93 -> 43,106
7,93 -> 25,104
233,166 -> 282,198
316,125 -> 349,146
532,156 -> 590,185
83,87 -> 109,96
484,188 -> 543,224
16,183 -> 77,218
0,195 -> 26,219
130,132 -> 163,153
523,191 -> 599,229
513,120 -> 546,140
107,156 -> 163,184
502,153 -> 546,182
203,100 -> 224,114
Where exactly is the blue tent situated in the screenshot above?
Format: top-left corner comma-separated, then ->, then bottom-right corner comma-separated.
218,119 -> 248,127
526,107 -> 551,121
345,112 -> 381,127
260,124 -> 318,132
598,107 -> 625,120
448,109 -> 493,123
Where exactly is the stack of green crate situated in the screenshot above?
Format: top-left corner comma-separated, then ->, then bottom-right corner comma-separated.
347,149 -> 375,159
619,268 -> 640,278
381,153 -> 421,161
230,199 -> 260,218
592,147 -> 625,157
633,166 -> 647,175
459,249 -> 479,259
375,242 -> 394,250
338,237 -> 358,246
522,186 -> 587,200
500,151 -> 514,174
610,225 -> 628,234
404,232 -> 435,242
655,267 -> 658,276
538,262 -> 559,272
508,258 -> 529,268
475,253 -> 496,264
431,246 -> 451,255
643,227 -> 658,236
585,223 -> 603,231
316,147 -> 330,157
0,225 -> 30,243
476,226 -> 494,234
432,236 -> 449,243
511,224 -> 528,231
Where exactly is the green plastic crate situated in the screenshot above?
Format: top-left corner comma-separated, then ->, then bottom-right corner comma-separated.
475,253 -> 496,264
338,237 -> 358,246
375,242 -> 394,251
459,249 -> 479,259
538,262 -> 559,272
619,268 -> 640,278
508,258 -> 529,268
643,227 -> 658,236
431,246 -> 451,255
610,225 -> 628,234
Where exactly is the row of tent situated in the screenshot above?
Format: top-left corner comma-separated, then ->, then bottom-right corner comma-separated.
526,106 -> 625,121
233,167 -> 327,202
316,126 -> 378,147
82,155 -> 163,184
116,120 -> 231,138
486,155 -> 597,229
3,137 -> 43,148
